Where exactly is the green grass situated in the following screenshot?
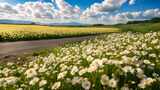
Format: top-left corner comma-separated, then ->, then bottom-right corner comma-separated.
116,22 -> 160,32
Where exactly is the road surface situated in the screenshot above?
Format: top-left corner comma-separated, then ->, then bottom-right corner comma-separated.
0,36 -> 97,58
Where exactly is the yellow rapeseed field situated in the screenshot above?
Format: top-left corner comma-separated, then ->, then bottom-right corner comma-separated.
0,24 -> 120,34
0,24 -> 120,42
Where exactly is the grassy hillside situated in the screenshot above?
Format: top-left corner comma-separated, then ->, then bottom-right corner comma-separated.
91,18 -> 160,32
116,23 -> 160,32
127,17 -> 160,24
112,18 -> 160,32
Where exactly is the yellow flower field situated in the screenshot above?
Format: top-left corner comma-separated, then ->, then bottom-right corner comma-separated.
0,24 -> 120,42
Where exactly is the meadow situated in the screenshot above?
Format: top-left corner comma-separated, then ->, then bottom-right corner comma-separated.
0,22 -> 160,90
0,32 -> 160,90
0,24 -> 120,42
0,22 -> 160,42
116,22 -> 160,32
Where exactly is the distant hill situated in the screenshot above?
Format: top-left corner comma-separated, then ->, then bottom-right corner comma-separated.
0,17 -> 159,26
0,19 -> 35,25
37,22 -> 83,26
0,19 -> 83,26
127,17 -> 160,24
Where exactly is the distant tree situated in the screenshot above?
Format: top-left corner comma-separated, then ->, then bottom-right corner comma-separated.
150,17 -> 160,23
92,24 -> 105,26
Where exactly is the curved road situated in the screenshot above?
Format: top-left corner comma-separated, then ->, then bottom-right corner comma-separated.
0,35 -> 97,58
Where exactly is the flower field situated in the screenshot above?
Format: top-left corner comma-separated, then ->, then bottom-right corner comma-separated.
0,32 -> 160,90
0,24 -> 119,42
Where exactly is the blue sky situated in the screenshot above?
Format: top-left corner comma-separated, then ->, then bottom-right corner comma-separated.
121,0 -> 160,11
9,0 -> 160,10
0,0 -> 160,24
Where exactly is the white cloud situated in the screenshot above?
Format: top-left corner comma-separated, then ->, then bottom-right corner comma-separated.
0,0 -> 81,20
129,0 -> 136,5
80,0 -> 137,19
53,0 -> 81,19
0,0 -> 159,24
80,8 -> 160,24
143,8 -> 160,18
0,3 -> 17,14
16,2 -> 56,19
81,0 -> 127,19
112,11 -> 142,24
112,8 -> 160,24
0,2 -> 56,19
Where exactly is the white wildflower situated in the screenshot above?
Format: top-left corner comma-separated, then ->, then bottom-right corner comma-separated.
122,66 -> 135,74
82,78 -> 91,90
138,77 -> 156,89
136,68 -> 145,78
5,76 -> 19,85
17,88 -> 23,90
72,77 -> 81,85
79,68 -> 88,76
143,60 -> 151,64
86,55 -> 94,62
52,81 -> 61,90
100,74 -> 109,86
151,39 -> 158,44
121,86 -> 129,90
149,54 -> 156,58
29,77 -> 40,85
39,88 -> 44,90
25,68 -> 37,78
88,66 -> 98,73
57,71 -> 67,80
108,78 -> 117,88
38,67 -> 47,73
39,80 -> 47,87
70,66 -> 79,75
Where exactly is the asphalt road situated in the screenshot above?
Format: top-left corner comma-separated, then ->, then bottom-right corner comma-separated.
0,35 -> 97,57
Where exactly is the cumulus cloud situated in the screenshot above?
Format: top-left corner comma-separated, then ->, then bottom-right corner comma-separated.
129,0 -> 136,5
53,0 -> 81,19
143,8 -> 160,18
112,8 -> 160,24
0,3 -> 17,14
0,2 -> 56,19
16,2 -> 56,19
0,0 -> 81,20
0,0 -> 159,24
81,0 -> 127,19
80,8 -> 160,24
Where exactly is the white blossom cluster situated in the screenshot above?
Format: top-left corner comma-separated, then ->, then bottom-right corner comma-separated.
0,32 -> 160,90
